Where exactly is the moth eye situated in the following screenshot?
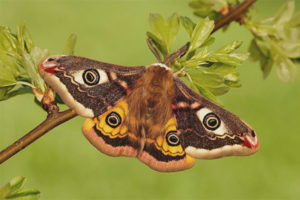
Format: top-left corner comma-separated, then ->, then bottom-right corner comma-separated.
83,69 -> 100,85
203,113 -> 221,130
166,131 -> 180,146
106,112 -> 121,128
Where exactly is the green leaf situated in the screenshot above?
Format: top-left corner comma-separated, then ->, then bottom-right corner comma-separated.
189,0 -> 226,20
278,41 -> 300,58
248,39 -> 274,79
17,23 -> 34,53
270,40 -> 297,82
189,68 -> 224,87
208,86 -> 230,96
8,177 -> 26,194
0,176 -> 40,200
0,27 -> 18,52
273,0 -> 295,25
195,83 -> 223,105
63,33 -> 77,55
0,50 -> 19,76
22,46 -> 48,90
0,86 -> 32,101
180,16 -> 195,37
188,18 -> 214,54
207,52 -> 249,66
275,56 -> 297,82
146,32 -> 167,56
216,41 -> 243,54
0,63 -> 16,87
5,189 -> 40,199
149,13 -> 179,54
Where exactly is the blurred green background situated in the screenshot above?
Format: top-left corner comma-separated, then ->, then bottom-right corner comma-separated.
1,0 -> 300,199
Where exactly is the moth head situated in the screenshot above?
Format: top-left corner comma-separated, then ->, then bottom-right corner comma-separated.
181,106 -> 259,160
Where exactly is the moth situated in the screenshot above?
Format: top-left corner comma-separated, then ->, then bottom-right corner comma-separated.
38,55 -> 259,172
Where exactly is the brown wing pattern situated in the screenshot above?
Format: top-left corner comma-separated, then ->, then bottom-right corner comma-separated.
172,78 -> 259,159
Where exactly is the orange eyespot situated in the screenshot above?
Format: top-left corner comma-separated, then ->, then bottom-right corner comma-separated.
106,112 -> 121,128
203,113 -> 220,130
83,69 -> 99,85
166,131 -> 180,146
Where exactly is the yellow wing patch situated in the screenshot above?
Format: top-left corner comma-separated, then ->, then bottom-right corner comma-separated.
93,100 -> 130,139
151,117 -> 185,157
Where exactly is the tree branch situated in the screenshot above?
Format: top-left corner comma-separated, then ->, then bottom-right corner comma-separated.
0,0 -> 256,165
213,0 -> 256,33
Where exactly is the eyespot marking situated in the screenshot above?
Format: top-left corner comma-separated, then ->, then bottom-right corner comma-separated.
71,69 -> 109,87
203,113 -> 221,130
106,112 -> 121,128
83,69 -> 100,85
196,108 -> 227,135
166,131 -> 180,146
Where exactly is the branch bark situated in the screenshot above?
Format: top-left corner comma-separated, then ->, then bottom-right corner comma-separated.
0,0 -> 256,165
213,0 -> 256,33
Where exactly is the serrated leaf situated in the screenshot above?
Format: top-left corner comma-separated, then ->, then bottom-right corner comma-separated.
17,23 -> 33,53
146,32 -> 167,56
195,83 -> 222,105
188,18 -> 214,54
275,56 -> 297,82
273,0 -> 295,25
0,86 -> 32,101
189,68 -> 224,87
270,40 -> 297,82
9,177 -> 26,194
279,41 -> 300,58
207,64 -> 241,87
0,50 -> 19,76
248,39 -> 274,79
63,33 -> 77,55
5,189 -> 40,199
216,41 -> 243,54
208,52 -> 249,66
189,0 -> 226,13
23,46 -> 48,90
0,64 -> 16,87
208,86 -> 230,96
0,28 -> 18,53
180,16 -> 195,37
180,47 -> 208,67
0,176 -> 40,200
148,13 -> 179,54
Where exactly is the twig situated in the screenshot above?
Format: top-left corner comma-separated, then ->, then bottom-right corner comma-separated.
0,0 -> 256,165
213,0 -> 256,33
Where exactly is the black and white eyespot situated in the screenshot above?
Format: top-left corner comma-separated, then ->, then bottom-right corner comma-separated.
166,131 -> 180,146
70,69 -> 109,86
196,108 -> 227,135
203,113 -> 221,130
83,69 -> 100,85
105,112 -> 121,128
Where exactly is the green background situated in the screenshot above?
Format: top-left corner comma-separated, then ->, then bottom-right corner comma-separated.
1,0 -> 300,199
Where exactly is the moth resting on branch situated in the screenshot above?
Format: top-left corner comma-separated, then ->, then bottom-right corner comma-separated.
0,0 -> 298,171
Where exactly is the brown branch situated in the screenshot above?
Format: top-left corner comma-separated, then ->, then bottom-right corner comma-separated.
213,0 -> 256,33
0,0 -> 256,165
0,109 -> 77,164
